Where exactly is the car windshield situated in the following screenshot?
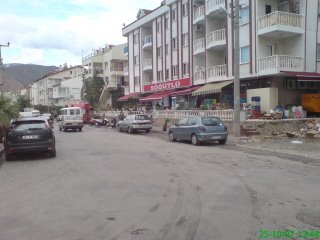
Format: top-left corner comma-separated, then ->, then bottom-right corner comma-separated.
135,115 -> 148,120
12,121 -> 47,131
201,117 -> 222,126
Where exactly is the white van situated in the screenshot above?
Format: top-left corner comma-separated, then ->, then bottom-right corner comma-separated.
58,107 -> 83,132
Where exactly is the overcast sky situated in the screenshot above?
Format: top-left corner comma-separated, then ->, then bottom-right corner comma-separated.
0,0 -> 160,66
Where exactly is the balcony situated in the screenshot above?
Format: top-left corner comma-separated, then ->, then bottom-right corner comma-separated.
124,66 -> 128,76
124,46 -> 128,56
206,0 -> 226,18
206,29 -> 226,50
194,70 -> 206,85
257,11 -> 304,38
193,5 -> 205,25
142,35 -> 152,49
206,64 -> 227,82
193,38 -> 205,55
143,58 -> 152,71
258,55 -> 303,75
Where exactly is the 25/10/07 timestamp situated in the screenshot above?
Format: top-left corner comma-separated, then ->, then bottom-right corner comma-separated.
259,230 -> 320,239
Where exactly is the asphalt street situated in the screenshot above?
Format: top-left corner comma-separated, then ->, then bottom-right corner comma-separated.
0,124 -> 319,240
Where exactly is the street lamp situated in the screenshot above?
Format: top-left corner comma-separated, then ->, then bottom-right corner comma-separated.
0,42 -> 10,95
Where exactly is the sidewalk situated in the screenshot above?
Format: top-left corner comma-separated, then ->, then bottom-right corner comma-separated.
151,126 -> 320,160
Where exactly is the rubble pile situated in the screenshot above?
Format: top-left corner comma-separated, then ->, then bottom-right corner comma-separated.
279,120 -> 320,139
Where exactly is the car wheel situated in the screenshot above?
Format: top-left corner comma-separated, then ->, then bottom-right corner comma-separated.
5,149 -> 12,161
50,148 -> 56,158
169,131 -> 176,142
191,134 -> 199,146
145,129 -> 150,133
118,126 -> 122,132
128,127 -> 133,134
79,128 -> 82,132
218,139 -> 227,145
64,128 -> 67,132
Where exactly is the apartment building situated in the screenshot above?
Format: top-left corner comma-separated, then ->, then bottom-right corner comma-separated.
122,0 -> 320,111
82,44 -> 128,108
31,66 -> 83,107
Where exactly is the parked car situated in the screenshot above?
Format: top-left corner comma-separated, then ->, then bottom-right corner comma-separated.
3,117 -> 56,160
168,116 -> 228,145
118,114 -> 152,134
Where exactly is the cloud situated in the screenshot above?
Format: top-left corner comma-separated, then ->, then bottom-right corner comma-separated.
0,0 -> 160,66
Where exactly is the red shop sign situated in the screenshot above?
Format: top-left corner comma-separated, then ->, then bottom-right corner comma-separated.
144,78 -> 191,92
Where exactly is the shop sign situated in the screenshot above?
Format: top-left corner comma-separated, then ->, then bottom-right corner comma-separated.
144,78 -> 190,92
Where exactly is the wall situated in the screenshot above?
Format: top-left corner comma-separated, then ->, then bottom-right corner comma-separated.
247,87 -> 279,112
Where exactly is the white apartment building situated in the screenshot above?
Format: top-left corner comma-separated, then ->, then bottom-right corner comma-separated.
122,0 -> 320,111
82,44 -> 128,108
31,66 -> 83,107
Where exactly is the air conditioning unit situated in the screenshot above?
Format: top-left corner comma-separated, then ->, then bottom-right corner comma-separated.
297,81 -> 308,90
286,79 -> 296,89
194,24 -> 203,32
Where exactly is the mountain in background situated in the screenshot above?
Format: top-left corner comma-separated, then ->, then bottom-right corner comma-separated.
3,63 -> 58,92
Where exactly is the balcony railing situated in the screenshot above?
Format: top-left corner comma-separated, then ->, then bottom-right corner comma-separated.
194,70 -> 206,84
258,55 -> 303,73
206,0 -> 226,15
110,66 -> 124,72
206,64 -> 227,81
193,38 -> 205,55
143,35 -> 152,49
206,29 -> 226,49
257,11 -> 303,30
143,58 -> 152,71
193,5 -> 205,24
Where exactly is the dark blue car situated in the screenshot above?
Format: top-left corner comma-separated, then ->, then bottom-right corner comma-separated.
168,116 -> 228,145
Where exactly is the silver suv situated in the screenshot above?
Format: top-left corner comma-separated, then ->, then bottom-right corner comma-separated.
118,114 -> 152,134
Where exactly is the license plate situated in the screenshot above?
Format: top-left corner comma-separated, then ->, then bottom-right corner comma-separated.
22,135 -> 39,140
211,136 -> 221,140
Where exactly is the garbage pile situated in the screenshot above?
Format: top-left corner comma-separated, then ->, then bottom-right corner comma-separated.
278,120 -> 320,139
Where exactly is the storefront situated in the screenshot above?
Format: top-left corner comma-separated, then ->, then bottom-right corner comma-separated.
170,85 -> 203,109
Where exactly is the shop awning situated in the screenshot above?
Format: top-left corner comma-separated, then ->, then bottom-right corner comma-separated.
117,92 -> 141,102
192,80 -> 233,96
281,71 -> 320,81
139,90 -> 175,102
170,85 -> 203,96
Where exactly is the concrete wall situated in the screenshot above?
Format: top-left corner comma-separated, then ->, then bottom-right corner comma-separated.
247,87 -> 279,112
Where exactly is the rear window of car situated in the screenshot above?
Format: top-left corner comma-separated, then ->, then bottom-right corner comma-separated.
201,117 -> 222,126
11,121 -> 47,131
135,115 -> 148,120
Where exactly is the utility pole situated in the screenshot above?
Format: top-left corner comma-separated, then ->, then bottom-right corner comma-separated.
0,42 -> 10,95
231,1 -> 241,137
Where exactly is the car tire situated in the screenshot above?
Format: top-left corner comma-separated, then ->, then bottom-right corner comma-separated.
5,148 -> 12,161
218,139 -> 227,145
191,134 -> 199,146
169,131 -> 176,142
64,128 -> 67,132
79,128 -> 82,132
145,129 -> 150,133
50,148 -> 56,158
128,127 -> 133,134
118,126 -> 122,132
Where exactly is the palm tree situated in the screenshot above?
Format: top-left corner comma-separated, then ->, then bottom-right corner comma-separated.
0,95 -> 19,127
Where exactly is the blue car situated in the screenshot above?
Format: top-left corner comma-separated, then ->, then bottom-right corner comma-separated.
168,116 -> 228,145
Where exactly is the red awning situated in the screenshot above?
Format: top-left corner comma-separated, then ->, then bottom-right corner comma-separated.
117,92 -> 141,102
170,85 -> 203,96
139,90 -> 175,102
281,71 -> 320,81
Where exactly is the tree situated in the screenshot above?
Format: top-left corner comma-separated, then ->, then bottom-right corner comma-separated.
82,75 -> 104,107
16,94 -> 31,111
0,95 -> 20,127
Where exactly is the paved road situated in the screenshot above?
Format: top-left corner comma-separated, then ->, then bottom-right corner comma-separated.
0,125 -> 319,240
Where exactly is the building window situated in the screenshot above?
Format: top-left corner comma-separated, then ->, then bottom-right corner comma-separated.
240,6 -> 249,25
266,44 -> 273,56
240,46 -> 250,64
157,70 -> 163,81
157,46 -> 163,58
166,69 -> 170,79
157,21 -> 161,32
317,44 -> 320,61
172,65 -> 178,77
172,8 -> 176,21
182,33 -> 188,46
134,33 -> 139,44
165,17 -> 169,29
182,3 -> 189,16
165,44 -> 169,55
134,76 -> 140,85
134,55 -> 139,65
172,37 -> 177,50
183,63 -> 189,75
